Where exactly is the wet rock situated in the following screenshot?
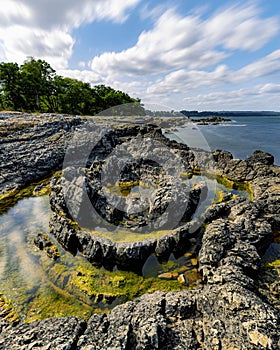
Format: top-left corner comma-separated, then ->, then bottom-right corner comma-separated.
34,233 -> 60,260
49,125 -> 207,269
157,271 -> 179,280
247,150 -> 274,166
34,233 -> 52,250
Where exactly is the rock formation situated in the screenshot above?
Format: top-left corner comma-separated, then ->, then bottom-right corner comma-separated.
0,113 -> 279,349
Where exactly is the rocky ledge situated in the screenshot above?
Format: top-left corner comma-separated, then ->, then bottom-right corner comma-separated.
49,123 -> 209,270
0,112 -> 83,196
1,196 -> 279,349
0,115 -> 279,349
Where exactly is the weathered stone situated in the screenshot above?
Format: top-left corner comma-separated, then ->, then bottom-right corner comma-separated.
0,113 -> 83,196
1,113 -> 280,349
0,317 -> 86,349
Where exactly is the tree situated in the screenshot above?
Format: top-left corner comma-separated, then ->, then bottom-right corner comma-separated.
20,57 -> 55,111
56,77 -> 93,115
91,84 -> 144,115
0,62 -> 23,110
0,58 -> 143,116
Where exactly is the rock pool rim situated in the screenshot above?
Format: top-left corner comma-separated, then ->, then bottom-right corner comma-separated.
1,112 -> 279,349
61,122 -> 214,234
50,123 -> 264,272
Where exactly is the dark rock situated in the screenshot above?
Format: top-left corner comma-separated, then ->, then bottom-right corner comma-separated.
34,233 -> 60,260
247,150 -> 274,166
34,233 -> 52,250
49,124 -> 208,269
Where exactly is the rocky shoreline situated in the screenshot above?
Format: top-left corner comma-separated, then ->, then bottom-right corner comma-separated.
0,113 -> 279,349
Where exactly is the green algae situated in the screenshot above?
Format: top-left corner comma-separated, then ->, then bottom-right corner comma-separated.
1,227 -> 187,324
179,171 -> 193,179
265,260 -> 280,269
0,170 -> 201,324
161,260 -> 177,272
25,286 -> 93,323
188,168 -> 253,200
0,171 -> 61,216
215,189 -> 226,203
106,180 -> 156,197
0,294 -> 20,325
71,262 -> 184,304
87,228 -> 171,243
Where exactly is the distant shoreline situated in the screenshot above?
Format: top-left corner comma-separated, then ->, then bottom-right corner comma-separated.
180,110 -> 280,117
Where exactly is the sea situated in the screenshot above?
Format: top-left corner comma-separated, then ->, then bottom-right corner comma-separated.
168,115 -> 280,165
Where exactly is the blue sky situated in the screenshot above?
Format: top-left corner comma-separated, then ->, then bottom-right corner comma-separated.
1,0 -> 280,111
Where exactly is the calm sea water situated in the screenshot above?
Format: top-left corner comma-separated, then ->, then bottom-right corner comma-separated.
170,116 -> 280,165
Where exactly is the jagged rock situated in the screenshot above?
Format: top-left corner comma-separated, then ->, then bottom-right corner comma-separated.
1,114 -> 280,349
0,113 -> 83,196
34,233 -> 60,260
0,317 -> 86,349
247,150 -> 274,166
49,125 -> 208,269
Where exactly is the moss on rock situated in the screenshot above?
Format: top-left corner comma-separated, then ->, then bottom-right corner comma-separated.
0,294 -> 20,325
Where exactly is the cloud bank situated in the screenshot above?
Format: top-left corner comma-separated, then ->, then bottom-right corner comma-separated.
0,1 -> 279,110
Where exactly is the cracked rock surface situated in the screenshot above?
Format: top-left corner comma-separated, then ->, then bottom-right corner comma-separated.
0,114 -> 279,349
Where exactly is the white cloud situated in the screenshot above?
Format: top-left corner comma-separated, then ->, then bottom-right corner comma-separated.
0,0 -> 140,68
90,4 -> 278,76
235,50 -> 280,81
90,9 -> 226,75
0,25 -> 74,68
78,61 -> 86,68
147,65 -> 230,95
0,0 -> 141,29
259,83 -> 280,94
57,69 -> 105,86
182,85 -> 280,111
204,4 -> 278,51
144,49 -> 280,100
0,1 -> 279,111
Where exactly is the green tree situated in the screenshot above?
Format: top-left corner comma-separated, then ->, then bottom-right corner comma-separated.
0,58 -> 143,115
91,84 -> 144,115
56,77 -> 94,115
0,62 -> 23,110
20,57 -> 55,111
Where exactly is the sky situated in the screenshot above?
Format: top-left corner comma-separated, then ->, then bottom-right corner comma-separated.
0,0 -> 280,111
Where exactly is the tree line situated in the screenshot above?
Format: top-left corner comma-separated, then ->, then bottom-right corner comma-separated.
0,57 -> 143,115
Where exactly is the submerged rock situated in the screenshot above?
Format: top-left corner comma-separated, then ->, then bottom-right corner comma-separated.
34,233 -> 60,260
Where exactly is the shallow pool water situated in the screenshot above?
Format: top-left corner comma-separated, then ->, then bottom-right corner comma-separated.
0,193 -> 200,322
0,196 -> 96,321
0,170 -> 253,323
91,174 -> 250,242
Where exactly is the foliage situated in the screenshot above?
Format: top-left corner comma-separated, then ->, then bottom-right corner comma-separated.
0,57 -> 143,115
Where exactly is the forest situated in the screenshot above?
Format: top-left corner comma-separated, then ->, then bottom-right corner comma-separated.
0,57 -> 143,115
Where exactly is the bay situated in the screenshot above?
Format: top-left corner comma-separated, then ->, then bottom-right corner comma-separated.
170,116 -> 280,165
